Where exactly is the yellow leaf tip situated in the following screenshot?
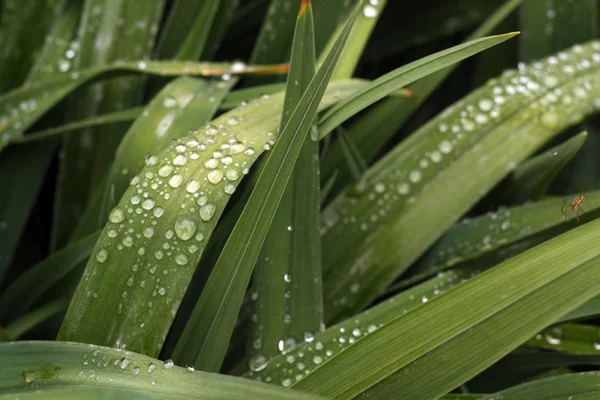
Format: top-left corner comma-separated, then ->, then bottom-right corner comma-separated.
298,0 -> 311,16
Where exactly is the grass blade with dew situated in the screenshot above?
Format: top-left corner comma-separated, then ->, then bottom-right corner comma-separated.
172,1 -> 361,372
244,0 -> 322,374
0,341 -> 325,400
321,41 -> 600,324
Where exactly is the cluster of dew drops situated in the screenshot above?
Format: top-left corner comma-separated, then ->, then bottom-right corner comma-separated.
90,94 -> 279,312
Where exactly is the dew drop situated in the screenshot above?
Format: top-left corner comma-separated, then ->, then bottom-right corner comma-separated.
207,170 -> 224,184
158,165 -> 174,177
438,140 -> 452,154
186,180 -> 201,193
174,217 -> 197,241
199,204 -> 216,221
109,208 -> 126,223
96,249 -> 109,263
153,207 -> 164,218
173,155 -> 188,166
249,354 -> 268,372
169,174 -> 183,188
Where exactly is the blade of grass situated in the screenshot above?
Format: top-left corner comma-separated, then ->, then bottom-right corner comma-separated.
0,60 -> 288,149
55,78 -> 366,357
201,0 -> 242,60
250,0 -> 297,65
320,0 -> 524,192
321,40 -> 600,324
53,0 -> 166,250
526,323 -> 600,355
1,300 -> 68,340
312,0 -> 353,56
172,2 -> 361,372
0,232 -> 99,324
337,126 -> 367,181
0,341 -> 324,400
294,219 -> 600,399
0,0 -> 63,92
244,0 -> 321,372
318,0 -> 387,79
318,32 -> 519,138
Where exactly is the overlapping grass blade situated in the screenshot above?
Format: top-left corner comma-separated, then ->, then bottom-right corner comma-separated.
250,0 -> 298,64
318,32 -> 519,138
319,0 -> 387,79
321,41 -> 600,323
0,232 -> 99,324
55,77 -> 365,357
0,60 -> 288,149
320,0 -> 523,191
312,0 -> 353,56
293,219 -> 600,399
1,300 -> 68,340
0,341 -> 324,400
245,0 -> 321,373
201,0 -> 242,60
479,372 -> 600,400
53,0 -> 165,250
173,2 -> 361,372
526,323 -> 600,355
337,126 -> 367,180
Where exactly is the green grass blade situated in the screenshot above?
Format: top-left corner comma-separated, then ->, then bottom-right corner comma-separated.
321,41 -> 600,324
294,219 -> 600,399
319,0 -> 387,79
320,0 -> 523,191
318,32 -> 519,138
52,0 -> 166,250
492,131 -> 588,206
0,0 -> 63,92
0,232 -> 99,324
312,0 -> 353,56
408,189 -> 600,285
0,142 -> 57,286
0,341 -> 324,400
337,126 -> 367,181
479,372 -> 600,400
526,323 -> 600,355
245,0 -> 321,372
2,300 -> 68,340
14,108 -> 143,144
0,60 -> 288,149
250,0 -> 297,64
173,2 -> 361,372
201,0 -> 241,60
56,79 -> 365,357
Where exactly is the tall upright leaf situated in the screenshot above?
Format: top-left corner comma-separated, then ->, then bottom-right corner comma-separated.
173,2 -> 362,373
245,0 -> 321,372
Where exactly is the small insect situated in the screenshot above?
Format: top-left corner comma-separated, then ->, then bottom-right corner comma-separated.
186,366 -> 195,372
561,190 -> 588,223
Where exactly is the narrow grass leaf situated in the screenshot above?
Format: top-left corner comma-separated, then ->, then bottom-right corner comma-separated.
201,0 -> 242,60
173,2 -> 361,372
526,323 -> 600,355
321,41 -> 600,324
295,219 -> 600,399
250,0 -> 297,64
0,232 -> 99,324
318,32 -> 519,138
245,0 -> 321,372
319,0 -> 387,79
0,341 -> 324,400
56,79 -> 365,357
2,300 -> 68,340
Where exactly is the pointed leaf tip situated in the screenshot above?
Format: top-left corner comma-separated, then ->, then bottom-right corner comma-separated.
298,0 -> 311,16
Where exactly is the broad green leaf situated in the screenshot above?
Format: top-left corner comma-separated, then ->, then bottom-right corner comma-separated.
294,219 -> 600,399
318,32 -> 519,138
0,232 -> 99,324
319,0 -> 387,79
53,0 -> 165,250
320,0 -> 524,192
245,0 -> 321,372
0,341 -> 324,400
321,41 -> 600,324
56,79 -> 366,357
479,372 -> 600,400
173,2 -> 361,372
